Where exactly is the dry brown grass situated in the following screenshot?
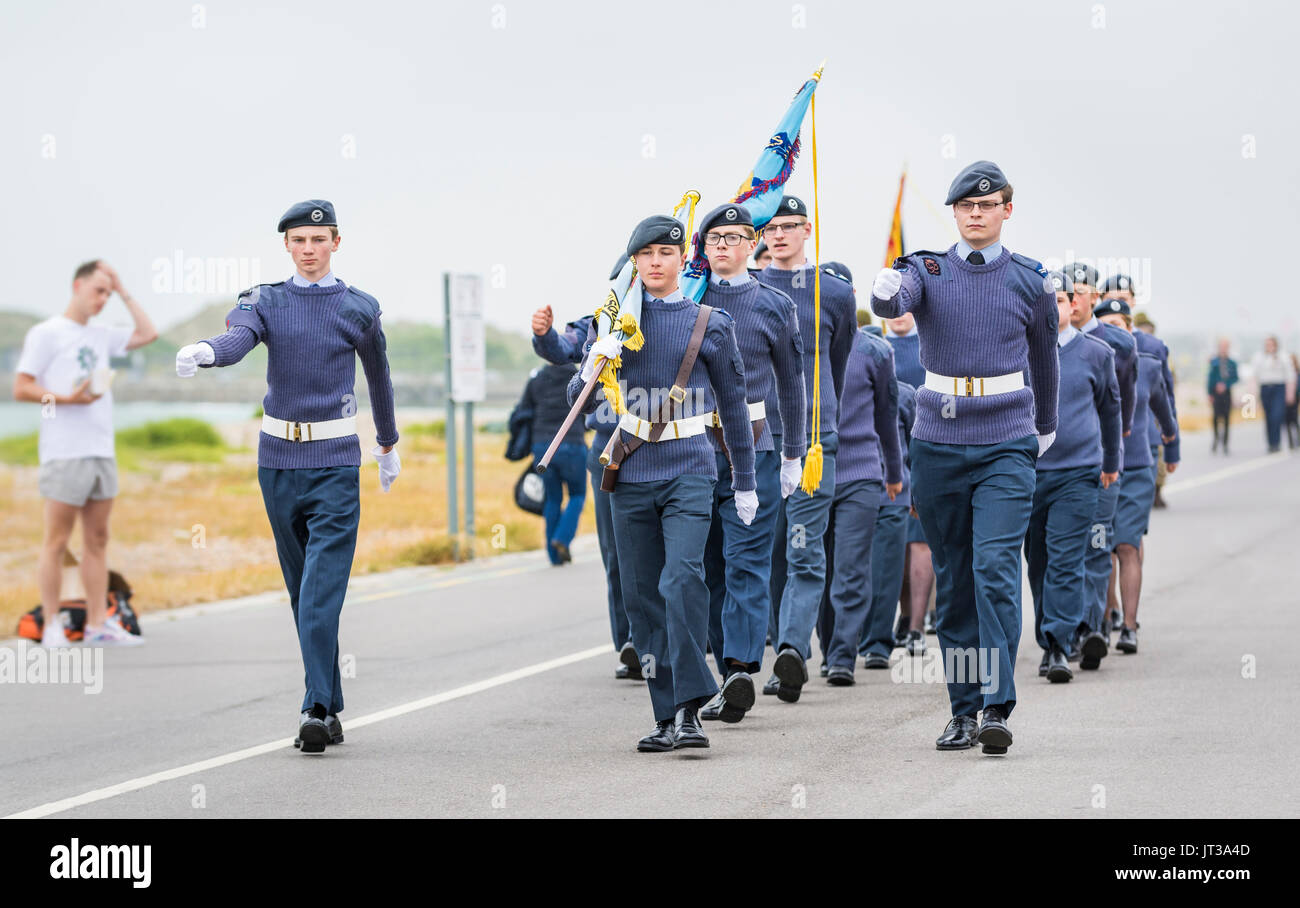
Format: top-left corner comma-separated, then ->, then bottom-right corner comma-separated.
0,420 -> 593,632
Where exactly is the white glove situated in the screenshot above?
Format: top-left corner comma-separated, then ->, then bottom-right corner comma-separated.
734,489 -> 759,526
780,456 -> 802,499
373,445 -> 401,492
175,342 -> 215,378
1037,431 -> 1056,457
580,335 -> 624,382
872,268 -> 902,300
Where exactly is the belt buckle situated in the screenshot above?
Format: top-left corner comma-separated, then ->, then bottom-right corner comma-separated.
668,384 -> 687,404
290,421 -> 303,442
964,376 -> 974,397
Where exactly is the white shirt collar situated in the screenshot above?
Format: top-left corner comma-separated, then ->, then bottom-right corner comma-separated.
1082,315 -> 1100,334
292,271 -> 337,287
710,270 -> 751,286
1058,324 -> 1079,348
955,239 -> 1002,263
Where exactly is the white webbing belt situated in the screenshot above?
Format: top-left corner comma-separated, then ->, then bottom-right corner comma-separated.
923,371 -> 1024,398
261,414 -> 358,442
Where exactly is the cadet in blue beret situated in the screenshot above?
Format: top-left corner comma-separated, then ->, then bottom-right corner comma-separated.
870,160 -> 1060,754
174,198 -> 399,754
752,240 -> 772,270
567,212 -> 756,752
689,203 -> 807,724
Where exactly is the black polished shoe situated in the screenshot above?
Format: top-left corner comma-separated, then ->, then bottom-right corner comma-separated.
827,665 -> 855,686
863,652 -> 891,669
762,673 -> 780,695
296,712 -> 330,754
905,630 -> 926,656
700,691 -> 728,722
977,705 -> 1013,755
294,712 -> 343,749
1038,650 -> 1050,676
1079,629 -> 1108,670
819,661 -> 829,678
617,641 -> 643,680
637,719 -> 675,752
1116,626 -> 1139,653
720,671 -> 756,719
1046,645 -> 1073,683
935,715 -> 979,750
672,707 -> 709,749
773,646 -> 807,703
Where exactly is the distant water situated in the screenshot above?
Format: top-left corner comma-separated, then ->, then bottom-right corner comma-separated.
0,401 -> 260,439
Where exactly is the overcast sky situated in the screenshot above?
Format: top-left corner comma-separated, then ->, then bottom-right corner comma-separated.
1,0 -> 1295,344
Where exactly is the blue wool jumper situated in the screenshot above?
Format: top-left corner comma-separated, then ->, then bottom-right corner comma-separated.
1037,332 -> 1123,474
568,292 -> 756,490
1124,352 -> 1177,471
700,278 -> 807,460
834,328 -> 904,486
1136,331 -> 1180,464
885,381 -> 916,509
759,263 -> 857,436
202,280 -> 398,467
533,315 -> 617,438
871,246 -> 1059,444
1084,317 -> 1138,438
887,330 -> 925,389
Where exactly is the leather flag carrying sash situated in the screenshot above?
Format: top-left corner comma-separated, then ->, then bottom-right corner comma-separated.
601,304 -> 713,492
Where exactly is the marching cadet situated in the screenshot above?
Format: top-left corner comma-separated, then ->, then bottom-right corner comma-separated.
174,200 -> 400,754
861,377 -> 920,662
686,203 -> 806,725
1206,338 -> 1238,453
1066,263 -> 1138,645
1025,272 -> 1121,683
870,162 -> 1059,755
884,312 -> 937,641
531,303 -> 642,681
569,214 -> 756,752
758,195 -> 858,704
1096,298 -> 1178,655
817,325 -> 902,683
752,240 -> 773,270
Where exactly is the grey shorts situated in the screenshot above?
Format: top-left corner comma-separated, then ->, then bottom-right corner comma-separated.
38,457 -> 118,507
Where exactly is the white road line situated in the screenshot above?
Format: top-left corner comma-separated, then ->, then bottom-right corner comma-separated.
4,644 -> 612,819
1161,449 -> 1292,497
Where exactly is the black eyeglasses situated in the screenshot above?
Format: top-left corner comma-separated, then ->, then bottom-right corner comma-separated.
704,233 -> 749,246
954,200 -> 1004,213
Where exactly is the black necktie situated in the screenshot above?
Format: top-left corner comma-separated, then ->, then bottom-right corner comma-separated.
719,280 -> 730,287
968,251 -> 985,265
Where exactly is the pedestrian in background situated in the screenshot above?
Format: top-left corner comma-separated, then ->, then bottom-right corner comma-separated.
1251,336 -> 1294,453
1207,338 -> 1238,454
520,361 -> 587,564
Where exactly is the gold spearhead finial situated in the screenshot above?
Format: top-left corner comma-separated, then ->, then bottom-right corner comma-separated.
813,59 -> 826,81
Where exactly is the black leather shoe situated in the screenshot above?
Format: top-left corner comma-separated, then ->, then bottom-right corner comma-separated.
761,672 -> 781,695
294,713 -> 343,749
672,707 -> 709,749
1046,645 -> 1073,683
1116,626 -> 1138,653
863,652 -> 890,669
637,719 -> 675,752
819,661 -> 829,678
773,646 -> 807,703
617,642 -> 643,680
1038,650 -> 1050,677
827,665 -> 855,686
905,630 -> 926,656
1080,629 -> 1108,669
977,706 -> 1013,754
721,671 -> 756,717
296,712 -> 330,754
935,715 -> 979,750
700,691 -> 729,721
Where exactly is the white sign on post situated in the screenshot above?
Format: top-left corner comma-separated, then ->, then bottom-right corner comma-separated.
448,273 -> 486,403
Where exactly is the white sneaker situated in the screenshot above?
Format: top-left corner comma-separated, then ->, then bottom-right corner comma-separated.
41,620 -> 71,648
83,621 -> 145,646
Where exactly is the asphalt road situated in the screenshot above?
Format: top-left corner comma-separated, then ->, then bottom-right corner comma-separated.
1,426 -> 1295,818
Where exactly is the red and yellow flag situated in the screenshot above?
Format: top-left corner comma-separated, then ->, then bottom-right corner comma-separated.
884,170 -> 905,266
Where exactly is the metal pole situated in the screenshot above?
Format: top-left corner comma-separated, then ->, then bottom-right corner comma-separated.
444,273 -> 459,561
464,400 -> 475,560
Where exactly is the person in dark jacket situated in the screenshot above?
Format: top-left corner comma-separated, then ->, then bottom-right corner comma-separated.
519,362 -> 587,564
1206,339 -> 1238,454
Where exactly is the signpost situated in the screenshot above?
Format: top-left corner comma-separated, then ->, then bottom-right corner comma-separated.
444,273 -> 485,561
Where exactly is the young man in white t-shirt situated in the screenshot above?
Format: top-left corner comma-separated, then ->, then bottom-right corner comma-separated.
13,260 -> 158,647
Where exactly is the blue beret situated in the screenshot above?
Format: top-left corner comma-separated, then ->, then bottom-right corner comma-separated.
278,199 -> 336,233
823,261 -> 853,283
625,215 -> 686,257
1064,262 -> 1099,287
771,196 -> 807,219
1047,270 -> 1073,295
753,240 -> 768,260
1100,273 -> 1136,294
698,203 -> 754,239
1094,297 -> 1131,318
944,161 -> 1008,205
